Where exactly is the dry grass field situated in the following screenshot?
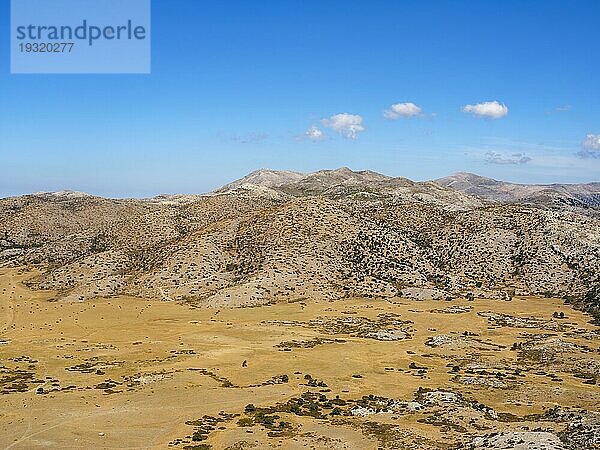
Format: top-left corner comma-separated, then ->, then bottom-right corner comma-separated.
1,267 -> 599,449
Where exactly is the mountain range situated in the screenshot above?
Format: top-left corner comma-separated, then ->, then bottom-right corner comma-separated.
436,172 -> 600,209
1,168 -> 599,320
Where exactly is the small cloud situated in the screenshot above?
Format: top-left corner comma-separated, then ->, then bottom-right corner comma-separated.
462,101 -> 509,119
299,125 -> 326,141
555,105 -> 572,112
484,151 -> 531,165
582,134 -> 600,149
237,132 -> 269,144
321,113 -> 365,139
219,131 -> 269,144
545,105 -> 573,115
578,134 -> 600,159
384,102 -> 422,119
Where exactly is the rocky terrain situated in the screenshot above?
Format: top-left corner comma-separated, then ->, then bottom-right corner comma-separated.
1,168 -> 599,321
1,168 -> 600,449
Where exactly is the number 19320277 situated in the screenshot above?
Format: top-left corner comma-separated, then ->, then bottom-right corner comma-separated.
19,42 -> 74,53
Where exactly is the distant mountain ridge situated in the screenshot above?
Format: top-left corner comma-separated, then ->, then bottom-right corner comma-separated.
435,172 -> 600,209
33,190 -> 93,199
214,167 -> 482,210
22,169 -> 600,210
216,167 -> 393,195
216,168 -> 600,209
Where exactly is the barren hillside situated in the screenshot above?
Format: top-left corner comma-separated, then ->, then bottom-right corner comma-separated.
1,168 -> 599,320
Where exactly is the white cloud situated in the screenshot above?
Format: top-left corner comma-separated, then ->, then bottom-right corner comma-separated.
462,101 -> 509,119
303,125 -> 325,141
582,134 -> 600,150
484,151 -> 531,165
321,113 -> 365,139
579,134 -> 600,158
384,102 -> 422,119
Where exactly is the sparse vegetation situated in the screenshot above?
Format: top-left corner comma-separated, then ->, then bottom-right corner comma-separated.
1,169 -> 599,449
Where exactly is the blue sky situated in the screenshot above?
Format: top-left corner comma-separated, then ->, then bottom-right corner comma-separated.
1,0 -> 599,197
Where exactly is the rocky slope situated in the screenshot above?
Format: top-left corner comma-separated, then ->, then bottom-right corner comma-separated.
215,168 -> 305,192
1,168 -> 599,320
